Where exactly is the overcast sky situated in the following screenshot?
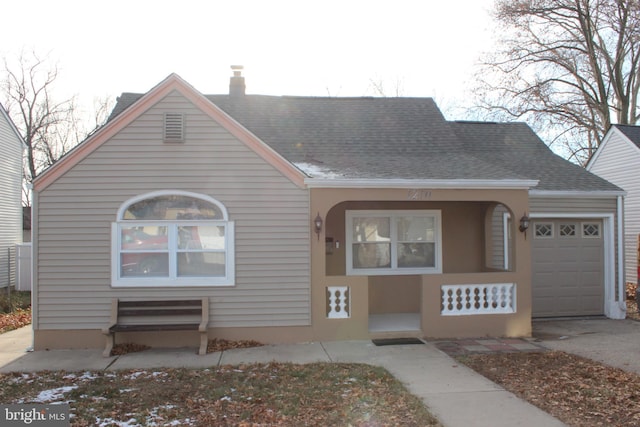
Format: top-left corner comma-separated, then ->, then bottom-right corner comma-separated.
2,0 -> 497,118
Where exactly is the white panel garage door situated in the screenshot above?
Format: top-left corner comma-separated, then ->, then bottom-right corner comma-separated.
532,219 -> 604,317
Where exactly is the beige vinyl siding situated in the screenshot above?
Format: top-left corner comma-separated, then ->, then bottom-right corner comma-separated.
588,132 -> 640,284
529,196 -> 617,214
35,90 -> 310,329
489,204 -> 509,270
0,112 -> 23,288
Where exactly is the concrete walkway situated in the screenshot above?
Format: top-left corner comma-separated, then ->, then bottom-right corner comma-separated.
0,325 -> 32,367
0,326 -> 566,427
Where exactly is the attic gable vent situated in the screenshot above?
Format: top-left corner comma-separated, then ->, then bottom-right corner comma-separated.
164,113 -> 185,142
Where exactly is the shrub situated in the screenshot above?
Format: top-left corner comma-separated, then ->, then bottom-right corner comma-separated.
0,290 -> 31,314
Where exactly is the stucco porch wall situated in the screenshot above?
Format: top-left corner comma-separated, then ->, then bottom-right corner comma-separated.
310,187 -> 532,340
309,272 -> 529,341
421,272 -> 530,338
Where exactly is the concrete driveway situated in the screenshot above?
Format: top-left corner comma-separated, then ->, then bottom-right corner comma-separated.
532,318 -> 640,375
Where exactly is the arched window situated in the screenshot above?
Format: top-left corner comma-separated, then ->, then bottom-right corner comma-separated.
112,191 -> 234,287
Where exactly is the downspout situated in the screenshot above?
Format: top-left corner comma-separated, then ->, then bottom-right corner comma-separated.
618,195 -> 626,313
29,188 -> 37,351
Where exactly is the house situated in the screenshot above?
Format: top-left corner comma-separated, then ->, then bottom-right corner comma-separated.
587,125 -> 640,286
30,71 -> 625,351
0,103 -> 25,290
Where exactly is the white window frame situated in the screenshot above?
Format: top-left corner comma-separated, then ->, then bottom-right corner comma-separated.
111,191 -> 235,287
346,210 -> 442,276
533,222 -> 554,239
559,223 -> 577,238
582,222 -> 601,238
502,212 -> 511,271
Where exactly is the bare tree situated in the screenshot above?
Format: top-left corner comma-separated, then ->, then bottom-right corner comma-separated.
472,0 -> 640,164
368,77 -> 405,97
2,51 -> 112,205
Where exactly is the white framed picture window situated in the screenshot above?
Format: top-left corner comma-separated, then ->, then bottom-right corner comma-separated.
111,191 -> 235,287
346,210 -> 442,275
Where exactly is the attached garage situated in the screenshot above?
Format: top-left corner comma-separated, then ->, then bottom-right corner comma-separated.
532,218 -> 605,317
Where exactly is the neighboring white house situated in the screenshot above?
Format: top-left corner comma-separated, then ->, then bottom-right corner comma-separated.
587,125 -> 640,285
0,103 -> 25,289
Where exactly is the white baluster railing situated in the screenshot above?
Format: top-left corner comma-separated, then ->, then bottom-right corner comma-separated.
441,283 -> 516,315
327,286 -> 350,319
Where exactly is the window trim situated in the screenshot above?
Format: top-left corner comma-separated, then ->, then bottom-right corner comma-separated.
533,222 -> 554,239
582,222 -> 601,238
117,190 -> 229,221
345,210 -> 442,276
111,191 -> 235,288
559,223 -> 577,238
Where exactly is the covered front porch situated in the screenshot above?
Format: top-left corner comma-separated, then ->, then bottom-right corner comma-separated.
309,186 -> 533,341
322,272 -> 523,339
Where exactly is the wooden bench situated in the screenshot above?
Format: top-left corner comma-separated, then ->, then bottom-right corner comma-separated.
102,298 -> 209,357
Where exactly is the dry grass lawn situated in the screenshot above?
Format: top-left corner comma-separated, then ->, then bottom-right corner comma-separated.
454,285 -> 640,426
0,363 -> 441,426
458,351 -> 640,427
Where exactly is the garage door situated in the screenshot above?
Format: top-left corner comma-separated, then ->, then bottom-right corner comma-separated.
532,219 -> 604,317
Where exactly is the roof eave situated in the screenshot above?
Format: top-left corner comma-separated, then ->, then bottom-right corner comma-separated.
0,102 -> 27,149
305,178 -> 539,189
586,126 -> 622,170
529,189 -> 626,198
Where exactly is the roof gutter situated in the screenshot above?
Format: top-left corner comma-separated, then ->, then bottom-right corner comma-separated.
529,189 -> 627,198
304,178 -> 539,189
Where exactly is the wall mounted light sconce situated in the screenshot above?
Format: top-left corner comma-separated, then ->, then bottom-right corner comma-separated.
519,214 -> 530,239
314,212 -> 323,241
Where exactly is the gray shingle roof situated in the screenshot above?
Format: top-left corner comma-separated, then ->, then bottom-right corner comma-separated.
109,93 -> 620,192
450,121 -> 618,191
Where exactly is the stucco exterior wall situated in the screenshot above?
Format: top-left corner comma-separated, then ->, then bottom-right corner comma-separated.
309,187 -> 532,340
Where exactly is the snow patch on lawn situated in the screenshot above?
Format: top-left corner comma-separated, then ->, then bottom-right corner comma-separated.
63,371 -> 98,381
123,370 -> 168,381
34,385 -> 78,403
96,417 -> 140,427
95,405 -> 195,427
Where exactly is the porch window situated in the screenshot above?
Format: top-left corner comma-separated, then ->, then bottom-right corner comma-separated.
111,191 -> 235,287
346,210 -> 442,275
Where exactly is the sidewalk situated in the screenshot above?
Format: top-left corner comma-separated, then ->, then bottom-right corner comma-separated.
0,325 -> 32,368
0,326 -> 565,427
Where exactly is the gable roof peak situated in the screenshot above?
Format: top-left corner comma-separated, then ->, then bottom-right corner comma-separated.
610,123 -> 640,147
0,102 -> 27,149
34,72 -> 307,192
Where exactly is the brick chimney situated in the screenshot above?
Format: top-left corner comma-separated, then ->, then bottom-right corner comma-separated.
229,65 -> 245,97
